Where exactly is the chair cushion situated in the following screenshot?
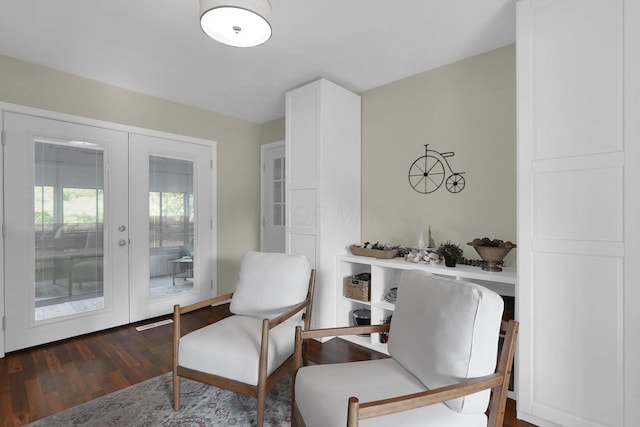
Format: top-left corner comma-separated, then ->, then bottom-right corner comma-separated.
178,315 -> 302,386
295,358 -> 487,427
388,270 -> 504,414
229,251 -> 311,318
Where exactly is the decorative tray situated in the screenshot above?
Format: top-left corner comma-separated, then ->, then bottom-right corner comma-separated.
349,245 -> 399,259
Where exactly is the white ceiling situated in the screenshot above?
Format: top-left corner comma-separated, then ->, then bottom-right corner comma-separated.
0,1 -> 516,124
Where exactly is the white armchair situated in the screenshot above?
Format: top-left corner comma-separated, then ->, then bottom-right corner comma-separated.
292,269 -> 518,427
173,251 -> 316,427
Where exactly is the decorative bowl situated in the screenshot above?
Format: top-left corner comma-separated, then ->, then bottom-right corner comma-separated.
467,243 -> 516,272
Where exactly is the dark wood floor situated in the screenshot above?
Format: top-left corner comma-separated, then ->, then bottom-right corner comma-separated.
0,304 -> 535,427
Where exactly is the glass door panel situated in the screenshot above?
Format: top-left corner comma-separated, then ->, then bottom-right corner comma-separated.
129,133 -> 213,322
149,156 -> 195,298
261,142 -> 286,252
34,143 -> 105,320
272,156 -> 285,228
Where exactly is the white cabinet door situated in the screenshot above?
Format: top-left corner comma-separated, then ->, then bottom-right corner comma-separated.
286,82 -> 319,268
286,83 -> 318,190
517,0 -> 631,425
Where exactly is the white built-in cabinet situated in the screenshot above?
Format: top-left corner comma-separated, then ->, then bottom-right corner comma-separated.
336,254 -> 517,397
336,254 -> 516,352
517,0 -> 640,426
285,78 -> 361,330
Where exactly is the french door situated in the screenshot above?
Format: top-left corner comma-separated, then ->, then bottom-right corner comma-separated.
260,141 -> 286,253
3,111 -> 214,352
4,113 -> 130,351
128,133 -> 213,321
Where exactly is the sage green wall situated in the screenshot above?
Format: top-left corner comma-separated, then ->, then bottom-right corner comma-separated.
361,45 -> 516,265
0,55 -> 262,293
0,41 -> 516,300
262,44 -> 517,266
260,116 -> 285,144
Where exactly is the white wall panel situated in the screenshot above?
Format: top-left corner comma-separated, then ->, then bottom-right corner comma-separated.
532,0 -> 623,159
532,252 -> 623,426
533,167 -> 623,241
288,233 -> 318,328
289,233 -> 316,269
290,189 -> 317,228
286,84 -> 317,189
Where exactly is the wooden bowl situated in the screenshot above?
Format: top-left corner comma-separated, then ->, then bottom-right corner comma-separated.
467,243 -> 515,272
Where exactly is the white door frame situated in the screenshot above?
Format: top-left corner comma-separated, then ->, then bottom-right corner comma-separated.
0,102 -> 217,357
260,140 -> 285,252
0,109 -> 5,357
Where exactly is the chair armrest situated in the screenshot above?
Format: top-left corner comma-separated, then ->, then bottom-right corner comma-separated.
352,373 -> 504,421
255,298 -> 312,391
268,268 -> 316,330
175,292 -> 234,316
293,324 -> 391,371
173,292 -> 234,348
267,298 -> 311,329
300,324 -> 390,340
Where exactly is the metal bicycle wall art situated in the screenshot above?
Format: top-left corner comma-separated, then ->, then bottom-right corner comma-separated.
408,144 -> 466,194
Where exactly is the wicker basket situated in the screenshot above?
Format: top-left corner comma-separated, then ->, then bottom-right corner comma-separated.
349,245 -> 398,259
344,274 -> 371,301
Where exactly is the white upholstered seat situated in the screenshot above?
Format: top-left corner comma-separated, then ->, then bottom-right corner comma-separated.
173,251 -> 316,427
292,269 -> 519,427
179,315 -> 302,386
295,358 -> 487,427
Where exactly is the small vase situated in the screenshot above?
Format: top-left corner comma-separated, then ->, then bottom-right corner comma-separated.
417,230 -> 425,250
444,256 -> 457,267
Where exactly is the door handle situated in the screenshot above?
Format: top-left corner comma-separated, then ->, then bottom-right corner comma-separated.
118,239 -> 128,247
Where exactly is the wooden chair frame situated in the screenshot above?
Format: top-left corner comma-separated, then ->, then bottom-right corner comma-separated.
291,319 -> 518,427
173,269 -> 316,427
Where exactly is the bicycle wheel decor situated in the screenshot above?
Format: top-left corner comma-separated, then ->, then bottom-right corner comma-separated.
408,144 -> 466,194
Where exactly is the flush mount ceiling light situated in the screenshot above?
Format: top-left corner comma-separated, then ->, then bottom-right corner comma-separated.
199,0 -> 272,48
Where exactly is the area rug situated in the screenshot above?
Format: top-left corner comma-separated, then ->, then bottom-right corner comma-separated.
26,372 -> 292,426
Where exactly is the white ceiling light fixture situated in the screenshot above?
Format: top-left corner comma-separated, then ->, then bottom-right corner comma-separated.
199,0 -> 272,48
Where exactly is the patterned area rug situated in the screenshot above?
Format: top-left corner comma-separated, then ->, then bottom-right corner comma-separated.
26,372 -> 292,426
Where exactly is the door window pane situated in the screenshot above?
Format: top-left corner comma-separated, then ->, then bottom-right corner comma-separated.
272,157 -> 285,227
274,157 -> 283,180
274,181 -> 282,203
273,204 -> 283,227
34,142 -> 105,320
34,185 -> 54,236
149,156 -> 194,298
